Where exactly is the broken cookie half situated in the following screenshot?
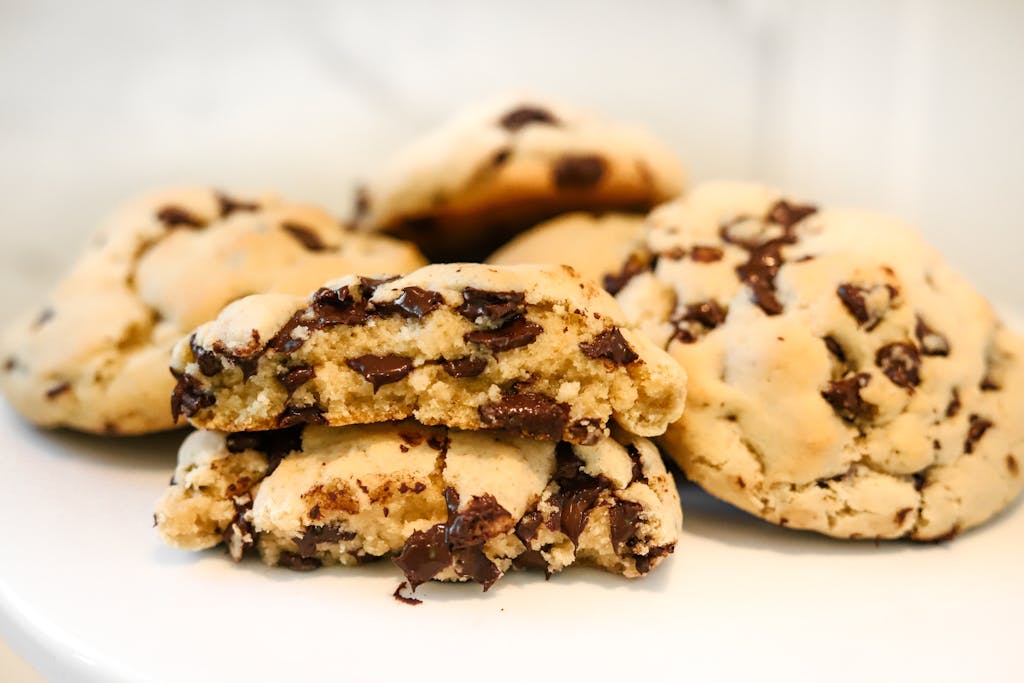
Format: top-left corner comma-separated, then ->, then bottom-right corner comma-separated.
155,421 -> 681,590
170,263 -> 686,443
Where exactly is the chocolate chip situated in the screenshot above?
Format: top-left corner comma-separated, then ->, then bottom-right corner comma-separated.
311,286 -> 371,327
677,300 -> 727,342
479,393 -> 570,440
946,387 -> 961,418
633,543 -> 673,574
603,252 -> 652,295
915,316 -> 950,356
441,356 -> 488,378
222,498 -> 255,560
156,206 -> 204,228
387,287 -> 444,318
217,192 -> 259,217
625,443 -> 647,484
276,552 -> 322,571
608,500 -> 644,555
454,545 -> 502,590
392,581 -> 422,606
45,382 -> 71,400
281,222 -> 327,251
553,154 -> 606,189
446,493 -> 514,549
548,443 -> 608,546
399,431 -> 425,447
276,405 -> 326,428
225,425 -> 303,474
964,414 -> 993,454
515,511 -> 544,545
294,525 -> 356,557
499,105 -> 559,131
458,288 -> 525,325
837,284 -> 870,325
170,373 -> 215,420
512,549 -> 550,575
393,524 -> 452,589
1008,455 -> 1019,477
190,335 -> 223,376
894,507 -> 913,526
464,316 -> 543,353
690,246 -> 724,263
566,419 -> 602,445
277,365 -> 314,393
823,335 -> 846,363
579,328 -> 639,365
821,373 -> 876,423
358,276 -> 400,299
766,200 -> 817,228
346,354 -> 414,391
736,242 -> 787,315
875,342 -> 921,390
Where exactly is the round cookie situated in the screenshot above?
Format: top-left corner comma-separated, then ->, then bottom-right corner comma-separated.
0,187 -> 426,435
155,421 -> 682,589
170,263 -> 687,442
616,180 -> 1024,540
486,211 -> 648,288
350,93 -> 686,262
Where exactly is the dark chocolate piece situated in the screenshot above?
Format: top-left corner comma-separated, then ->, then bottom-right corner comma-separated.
823,335 -> 846,363
515,511 -> 544,544
156,205 -> 204,229
946,387 -> 961,418
225,425 -> 303,474
221,499 -> 255,560
566,419 -> 602,446
277,365 -> 315,393
441,356 -> 488,378
499,105 -> 559,131
609,500 -> 644,554
294,524 -> 356,557
766,200 -> 817,228
603,252 -> 652,295
453,545 -> 501,590
512,549 -> 550,575
478,393 -> 570,440
190,335 -> 223,376
625,443 -> 647,484
579,328 -> 639,365
346,354 -> 414,391
358,275 -> 401,299
634,544 -> 674,574
821,373 -> 876,423
276,552 -> 322,571
45,382 -> 71,400
690,245 -> 724,263
276,405 -> 326,428
553,154 -> 606,189
875,342 -> 921,390
446,493 -> 514,548
836,284 -> 871,326
457,288 -> 525,325
393,524 -> 452,589
964,414 -> 993,454
1008,455 -> 1019,477
548,442 -> 608,546
170,373 -> 215,420
216,192 -> 259,217
464,316 -> 543,353
281,222 -> 327,251
392,581 -> 423,606
915,316 -> 950,356
388,287 -> 444,318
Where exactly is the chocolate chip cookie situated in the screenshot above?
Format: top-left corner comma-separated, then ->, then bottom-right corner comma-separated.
155,421 -> 682,588
486,211 -> 648,288
0,187 -> 426,434
350,94 -> 686,262
170,263 -> 687,442
615,180 -> 1024,540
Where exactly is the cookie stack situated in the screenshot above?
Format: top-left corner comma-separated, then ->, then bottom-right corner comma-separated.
155,263 -> 685,590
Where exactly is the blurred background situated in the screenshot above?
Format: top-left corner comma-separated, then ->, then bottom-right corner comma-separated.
1,0 -> 1021,678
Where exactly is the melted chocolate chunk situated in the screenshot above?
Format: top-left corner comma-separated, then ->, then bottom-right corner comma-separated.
515,511 -> 544,544
217,192 -> 259,217
225,425 -> 303,473
915,316 -> 950,356
281,222 -> 327,251
359,275 -> 401,299
946,387 -> 962,418
823,335 -> 846,363
277,365 -> 314,393
346,354 -> 414,391
836,284 -> 870,325
453,545 -> 501,590
441,356 -> 488,378
634,544 -> 674,574
603,252 -> 652,295
393,524 -> 452,589
875,342 -> 921,390
766,200 -> 818,228
156,205 -> 204,228
464,316 -> 543,352
579,328 -> 639,365
512,549 -> 550,575
964,414 -> 993,454
553,154 -> 606,189
311,286 -> 371,327
566,419 -> 602,445
478,393 -> 570,440
190,335 -> 223,376
549,443 -> 608,546
277,552 -> 322,571
385,287 -> 444,318
458,288 -> 525,325
446,493 -> 514,548
625,443 -> 646,484
170,373 -> 215,420
277,405 -> 326,428
499,105 -> 559,131
45,382 -> 71,400
294,524 -> 356,557
609,500 -> 644,555
821,373 -> 876,423
222,499 -> 255,560
690,245 -> 724,263
392,581 -> 422,606
736,241 -> 787,315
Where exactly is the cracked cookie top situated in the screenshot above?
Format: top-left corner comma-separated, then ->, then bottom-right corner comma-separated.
349,93 -> 686,262
616,180 -> 1024,540
0,187 -> 426,434
170,262 -> 687,442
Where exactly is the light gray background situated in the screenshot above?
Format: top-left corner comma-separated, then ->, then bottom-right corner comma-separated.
1,1 -> 1022,679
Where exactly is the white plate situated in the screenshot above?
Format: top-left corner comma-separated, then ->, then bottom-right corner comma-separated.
2,325 -> 1024,683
